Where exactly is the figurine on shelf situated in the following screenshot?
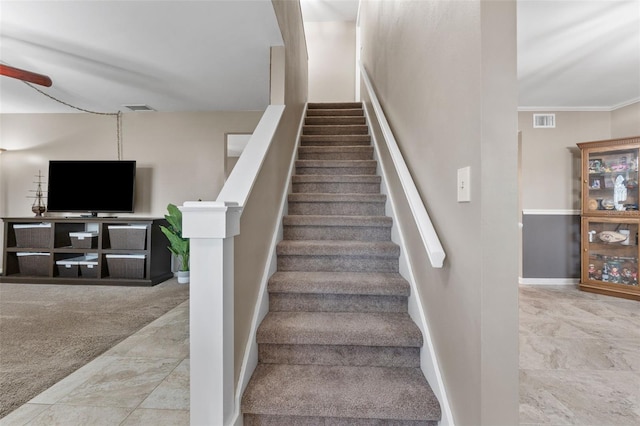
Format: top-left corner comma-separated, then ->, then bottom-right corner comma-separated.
29,170 -> 47,217
607,261 -> 621,283
595,268 -> 603,281
588,264 -> 596,280
614,175 -> 627,211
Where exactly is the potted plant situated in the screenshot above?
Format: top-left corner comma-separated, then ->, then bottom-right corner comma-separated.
160,203 -> 189,284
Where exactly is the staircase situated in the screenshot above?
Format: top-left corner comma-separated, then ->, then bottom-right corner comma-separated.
241,103 -> 441,425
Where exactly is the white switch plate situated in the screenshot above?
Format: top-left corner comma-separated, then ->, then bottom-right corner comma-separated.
457,166 -> 471,202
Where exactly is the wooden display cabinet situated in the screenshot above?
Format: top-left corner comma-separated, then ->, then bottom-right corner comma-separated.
578,136 -> 640,300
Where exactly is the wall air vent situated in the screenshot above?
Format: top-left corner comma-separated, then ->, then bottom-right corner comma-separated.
123,104 -> 155,112
533,113 -> 556,128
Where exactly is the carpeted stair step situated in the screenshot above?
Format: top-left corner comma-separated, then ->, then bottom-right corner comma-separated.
256,311 -> 421,347
268,271 -> 410,296
297,146 -> 374,161
300,134 -> 371,146
242,364 -> 440,425
276,240 -> 399,272
258,343 -> 419,369
283,214 -> 391,240
303,124 -> 369,135
268,277 -> 407,313
256,313 -> 420,367
296,160 -> 378,175
287,193 -> 386,216
305,116 -> 366,126
292,175 -> 381,194
245,414 -> 435,426
306,108 -> 364,117
308,102 -> 363,109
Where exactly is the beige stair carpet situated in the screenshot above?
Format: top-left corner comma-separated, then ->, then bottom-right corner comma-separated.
241,102 -> 441,425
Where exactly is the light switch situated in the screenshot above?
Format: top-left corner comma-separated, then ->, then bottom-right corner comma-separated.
457,166 -> 471,202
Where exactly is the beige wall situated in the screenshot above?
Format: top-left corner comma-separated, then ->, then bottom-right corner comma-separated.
612,101 -> 640,138
360,1 -> 519,424
519,111 -> 611,210
0,111 -> 263,265
305,20 -> 356,102
232,0 -> 307,385
519,102 -> 640,211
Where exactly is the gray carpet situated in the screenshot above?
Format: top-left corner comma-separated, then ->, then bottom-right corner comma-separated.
0,278 -> 189,418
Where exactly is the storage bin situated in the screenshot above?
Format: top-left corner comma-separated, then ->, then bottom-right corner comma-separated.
56,258 -> 79,277
108,225 -> 147,250
14,223 -> 52,248
69,232 -> 98,249
78,255 -> 99,278
106,254 -> 145,279
17,252 -> 50,276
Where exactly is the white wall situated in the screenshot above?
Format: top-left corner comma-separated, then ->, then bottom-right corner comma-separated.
305,20 -> 356,102
0,111 -> 263,263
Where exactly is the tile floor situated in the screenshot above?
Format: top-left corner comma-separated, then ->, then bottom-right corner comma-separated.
2,286 -> 639,425
519,285 -> 640,425
0,300 -> 189,426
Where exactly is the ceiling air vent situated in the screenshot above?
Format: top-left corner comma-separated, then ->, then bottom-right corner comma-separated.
123,104 -> 155,112
533,113 -> 556,128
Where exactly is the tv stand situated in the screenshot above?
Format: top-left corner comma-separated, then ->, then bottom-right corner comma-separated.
1,217 -> 173,286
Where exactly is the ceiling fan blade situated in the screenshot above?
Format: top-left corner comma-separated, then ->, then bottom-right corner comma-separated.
0,64 -> 52,87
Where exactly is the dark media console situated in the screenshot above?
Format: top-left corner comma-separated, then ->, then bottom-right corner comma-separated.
1,217 -> 173,286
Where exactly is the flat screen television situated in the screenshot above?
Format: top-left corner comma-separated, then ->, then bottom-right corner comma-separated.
47,160 -> 136,216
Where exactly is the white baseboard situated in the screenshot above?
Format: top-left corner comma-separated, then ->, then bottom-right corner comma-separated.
522,209 -> 580,215
519,277 -> 579,286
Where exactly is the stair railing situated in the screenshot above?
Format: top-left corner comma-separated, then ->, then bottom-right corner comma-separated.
359,63 -> 446,268
181,104 -> 285,426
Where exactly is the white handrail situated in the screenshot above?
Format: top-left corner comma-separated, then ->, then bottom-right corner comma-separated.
359,63 -> 446,268
216,104 -> 286,207
183,104 -> 286,426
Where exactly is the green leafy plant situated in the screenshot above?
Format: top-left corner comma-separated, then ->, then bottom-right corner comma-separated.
160,203 -> 189,271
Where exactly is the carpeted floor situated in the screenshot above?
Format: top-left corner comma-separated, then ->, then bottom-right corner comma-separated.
0,279 -> 189,419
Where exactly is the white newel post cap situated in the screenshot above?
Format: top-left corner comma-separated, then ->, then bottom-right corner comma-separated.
180,201 -> 242,239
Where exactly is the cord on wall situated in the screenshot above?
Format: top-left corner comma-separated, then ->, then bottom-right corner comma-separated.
23,81 -> 124,160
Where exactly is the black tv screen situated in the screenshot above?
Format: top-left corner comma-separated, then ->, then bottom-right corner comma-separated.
47,160 -> 136,216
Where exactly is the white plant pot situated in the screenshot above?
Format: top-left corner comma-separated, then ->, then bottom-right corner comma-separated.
177,270 -> 189,284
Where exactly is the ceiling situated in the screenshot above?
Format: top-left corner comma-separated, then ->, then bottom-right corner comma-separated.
0,0 -> 284,113
0,0 -> 638,114
517,0 -> 640,110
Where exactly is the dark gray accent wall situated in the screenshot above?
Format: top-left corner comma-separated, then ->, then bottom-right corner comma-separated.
522,213 -> 581,278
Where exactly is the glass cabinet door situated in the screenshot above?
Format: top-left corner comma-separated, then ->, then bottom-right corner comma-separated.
585,147 -> 639,214
582,218 -> 639,287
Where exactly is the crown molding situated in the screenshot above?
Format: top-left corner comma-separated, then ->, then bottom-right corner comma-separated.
518,98 -> 640,113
